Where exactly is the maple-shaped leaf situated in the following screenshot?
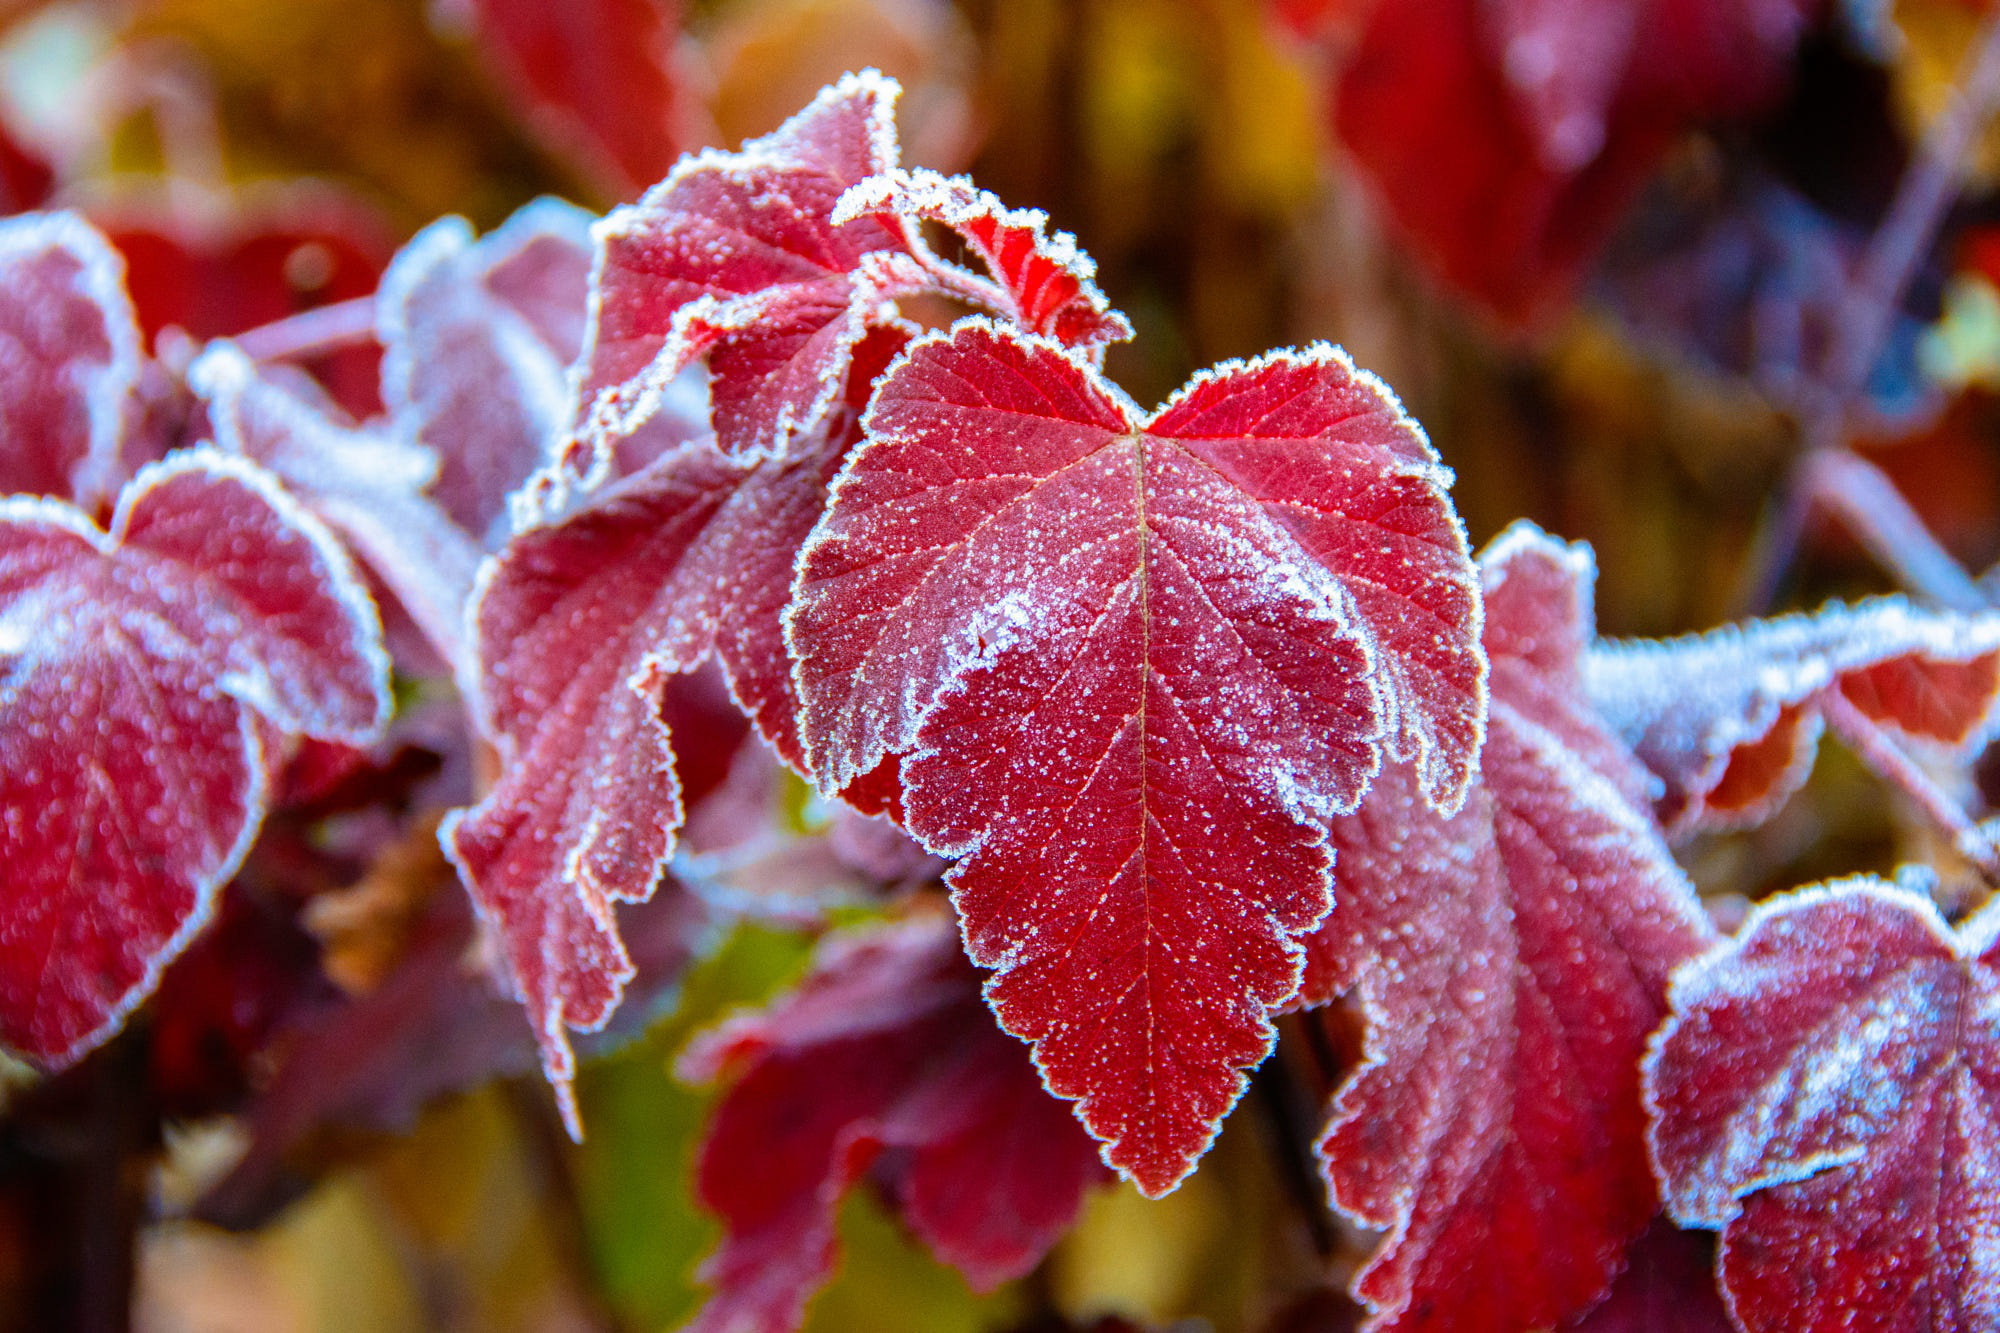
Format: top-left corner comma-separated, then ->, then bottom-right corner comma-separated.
1585,598 -> 2000,835
440,344 -> 890,1130
189,342 -> 483,671
834,167 -> 1133,355
680,916 -> 1108,1333
1645,875 -> 2000,1333
1329,0 -> 1816,324
789,318 -> 1485,1194
377,198 -> 596,545
1298,524 -> 1714,1333
0,212 -> 142,507
444,0 -> 687,197
0,448 -> 388,1066
577,69 -> 924,462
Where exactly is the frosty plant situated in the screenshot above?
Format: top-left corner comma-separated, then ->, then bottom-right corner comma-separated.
8,68 -> 2000,1333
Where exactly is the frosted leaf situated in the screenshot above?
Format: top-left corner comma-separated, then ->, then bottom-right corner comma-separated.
1300,523 -> 1714,1333
441,369 -> 880,1131
190,342 -> 482,671
377,199 -> 596,545
1645,876 -> 2000,1333
679,916 -> 1106,1333
835,167 -> 1133,355
575,69 -> 921,464
1586,598 -> 2000,835
789,319 -> 1485,1194
0,212 -> 142,507
0,450 -> 389,1064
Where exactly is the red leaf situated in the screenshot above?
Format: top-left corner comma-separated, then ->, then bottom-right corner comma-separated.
1301,524 -> 1714,1332
449,0 -> 686,197
190,343 -> 483,672
0,213 -> 141,507
577,70 -> 923,462
441,403 -> 865,1131
377,199 -> 596,544
1645,876 -> 2000,1333
835,167 -> 1134,354
0,450 -> 388,1065
1330,0 -> 1815,324
1562,1220 -> 1732,1332
790,319 -> 1485,1194
1586,599 -> 2000,835
680,916 -> 1107,1333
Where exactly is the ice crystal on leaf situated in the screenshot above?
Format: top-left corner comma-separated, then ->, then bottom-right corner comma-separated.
576,69 -> 923,463
680,915 -> 1107,1333
1298,524 -> 1714,1333
1586,598 -> 2000,835
0,213 -> 142,507
1646,876 -> 2000,1333
833,167 -> 1134,356
0,450 -> 388,1066
789,317 -> 1486,1195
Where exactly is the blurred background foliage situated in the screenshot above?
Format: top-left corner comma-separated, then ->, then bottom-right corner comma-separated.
0,0 -> 1996,1328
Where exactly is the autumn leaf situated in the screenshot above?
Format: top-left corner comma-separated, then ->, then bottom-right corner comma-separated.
680,915 -> 1106,1333
1300,524 -> 1714,1333
0,450 -> 388,1066
790,317 -> 1485,1194
1647,874 -> 2000,1333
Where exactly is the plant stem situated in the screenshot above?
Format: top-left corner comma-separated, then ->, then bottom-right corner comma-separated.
1805,448 -> 1986,611
230,297 -> 378,363
1747,3 -> 2000,610
1821,688 -> 2000,881
1823,3 -> 2000,408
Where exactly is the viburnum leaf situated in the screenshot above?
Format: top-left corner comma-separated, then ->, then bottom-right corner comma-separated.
576,69 -> 924,463
834,167 -> 1134,355
189,342 -> 483,671
1645,875 -> 2000,1333
377,198 -> 596,545
0,448 -> 388,1066
1298,523 -> 1715,1333
1585,597 -> 2000,835
679,915 -> 1108,1333
1327,0 -> 1816,323
0,212 -> 142,507
440,329 -> 900,1132
445,0 -> 687,197
789,318 -> 1486,1194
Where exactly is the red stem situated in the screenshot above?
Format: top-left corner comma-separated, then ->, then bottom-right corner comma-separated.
1821,688 -> 2000,881
229,297 -> 378,363
1806,449 -> 1986,612
1823,5 -> 2000,408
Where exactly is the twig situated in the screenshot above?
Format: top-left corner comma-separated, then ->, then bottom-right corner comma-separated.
229,297 -> 378,363
1747,5 -> 2000,611
1824,3 -> 2000,407
1821,689 -> 2000,882
1804,448 -> 1986,611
